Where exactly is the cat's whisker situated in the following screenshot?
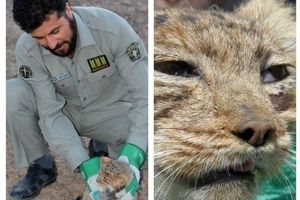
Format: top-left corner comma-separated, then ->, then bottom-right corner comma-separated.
194,163 -> 203,190
288,143 -> 296,148
154,150 -> 181,158
288,144 -> 296,149
155,165 -> 182,199
282,157 -> 296,169
278,170 -> 295,200
287,150 -> 296,157
284,160 -> 296,168
154,162 -> 178,178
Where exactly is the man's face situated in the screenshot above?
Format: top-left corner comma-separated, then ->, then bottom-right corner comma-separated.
31,5 -> 77,57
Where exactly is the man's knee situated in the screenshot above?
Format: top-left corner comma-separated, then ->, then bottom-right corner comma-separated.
6,78 -> 36,115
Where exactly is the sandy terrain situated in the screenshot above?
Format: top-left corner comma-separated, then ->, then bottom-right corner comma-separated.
6,0 -> 148,199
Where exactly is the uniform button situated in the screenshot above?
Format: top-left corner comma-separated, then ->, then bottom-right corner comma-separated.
77,80 -> 80,83
102,75 -> 106,78
71,61 -> 75,65
83,97 -> 87,101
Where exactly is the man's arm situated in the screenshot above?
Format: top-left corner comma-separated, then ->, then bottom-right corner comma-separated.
78,12 -> 148,199
15,36 -> 89,170
110,18 -> 148,153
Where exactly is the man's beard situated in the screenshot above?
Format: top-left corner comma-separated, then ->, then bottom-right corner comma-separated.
46,15 -> 77,57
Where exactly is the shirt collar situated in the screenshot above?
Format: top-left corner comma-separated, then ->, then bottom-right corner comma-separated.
41,11 -> 96,56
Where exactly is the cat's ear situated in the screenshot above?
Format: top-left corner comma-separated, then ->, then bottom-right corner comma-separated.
236,0 -> 295,50
101,156 -> 111,164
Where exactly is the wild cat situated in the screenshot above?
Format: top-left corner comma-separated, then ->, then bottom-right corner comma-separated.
154,0 -> 295,199
80,157 -> 133,200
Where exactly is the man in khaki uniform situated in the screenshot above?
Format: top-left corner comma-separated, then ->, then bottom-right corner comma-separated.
7,0 -> 147,199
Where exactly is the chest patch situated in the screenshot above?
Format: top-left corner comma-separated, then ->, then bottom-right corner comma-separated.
87,55 -> 110,73
52,72 -> 71,83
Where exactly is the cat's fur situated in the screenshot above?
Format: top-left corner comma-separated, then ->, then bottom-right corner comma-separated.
154,0 -> 295,199
82,157 -> 133,200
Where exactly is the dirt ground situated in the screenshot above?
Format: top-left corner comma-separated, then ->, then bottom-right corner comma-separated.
6,0 -> 148,199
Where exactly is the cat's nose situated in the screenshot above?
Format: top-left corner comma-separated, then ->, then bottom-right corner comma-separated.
235,120 -> 275,147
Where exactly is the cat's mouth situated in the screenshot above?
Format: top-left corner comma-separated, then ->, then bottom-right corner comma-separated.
194,160 -> 255,188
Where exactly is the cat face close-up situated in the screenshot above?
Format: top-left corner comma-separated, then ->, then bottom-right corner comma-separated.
154,0 -> 295,199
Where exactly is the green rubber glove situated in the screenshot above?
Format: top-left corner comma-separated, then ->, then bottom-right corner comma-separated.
116,143 -> 146,199
80,157 -> 102,200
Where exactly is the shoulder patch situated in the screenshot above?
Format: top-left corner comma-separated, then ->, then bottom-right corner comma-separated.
19,65 -> 32,78
127,42 -> 141,62
87,55 -> 110,73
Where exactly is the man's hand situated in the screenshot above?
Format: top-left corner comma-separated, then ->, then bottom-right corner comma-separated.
79,144 -> 146,200
116,144 -> 146,199
80,157 -> 101,200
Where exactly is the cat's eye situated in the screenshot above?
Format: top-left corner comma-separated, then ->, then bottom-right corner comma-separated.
261,65 -> 290,83
155,61 -> 200,78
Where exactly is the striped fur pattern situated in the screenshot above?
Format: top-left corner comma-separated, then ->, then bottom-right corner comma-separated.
82,157 -> 133,200
154,0 -> 295,199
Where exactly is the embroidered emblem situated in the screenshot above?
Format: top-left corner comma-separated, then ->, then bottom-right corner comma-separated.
87,55 -> 110,73
127,42 -> 141,62
52,72 -> 71,83
19,65 -> 32,78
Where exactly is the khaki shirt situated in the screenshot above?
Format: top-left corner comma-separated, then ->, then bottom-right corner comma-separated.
15,7 -> 148,165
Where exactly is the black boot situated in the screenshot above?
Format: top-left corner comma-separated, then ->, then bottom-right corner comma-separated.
88,140 -> 109,158
10,161 -> 57,199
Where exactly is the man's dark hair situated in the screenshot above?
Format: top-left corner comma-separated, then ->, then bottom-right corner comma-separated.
13,0 -> 68,33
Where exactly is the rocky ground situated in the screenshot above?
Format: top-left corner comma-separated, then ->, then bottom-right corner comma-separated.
6,0 -> 148,199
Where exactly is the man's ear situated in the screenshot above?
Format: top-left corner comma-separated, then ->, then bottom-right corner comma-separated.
65,2 -> 73,18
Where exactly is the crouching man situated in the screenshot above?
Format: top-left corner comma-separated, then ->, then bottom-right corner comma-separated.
7,0 -> 148,199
